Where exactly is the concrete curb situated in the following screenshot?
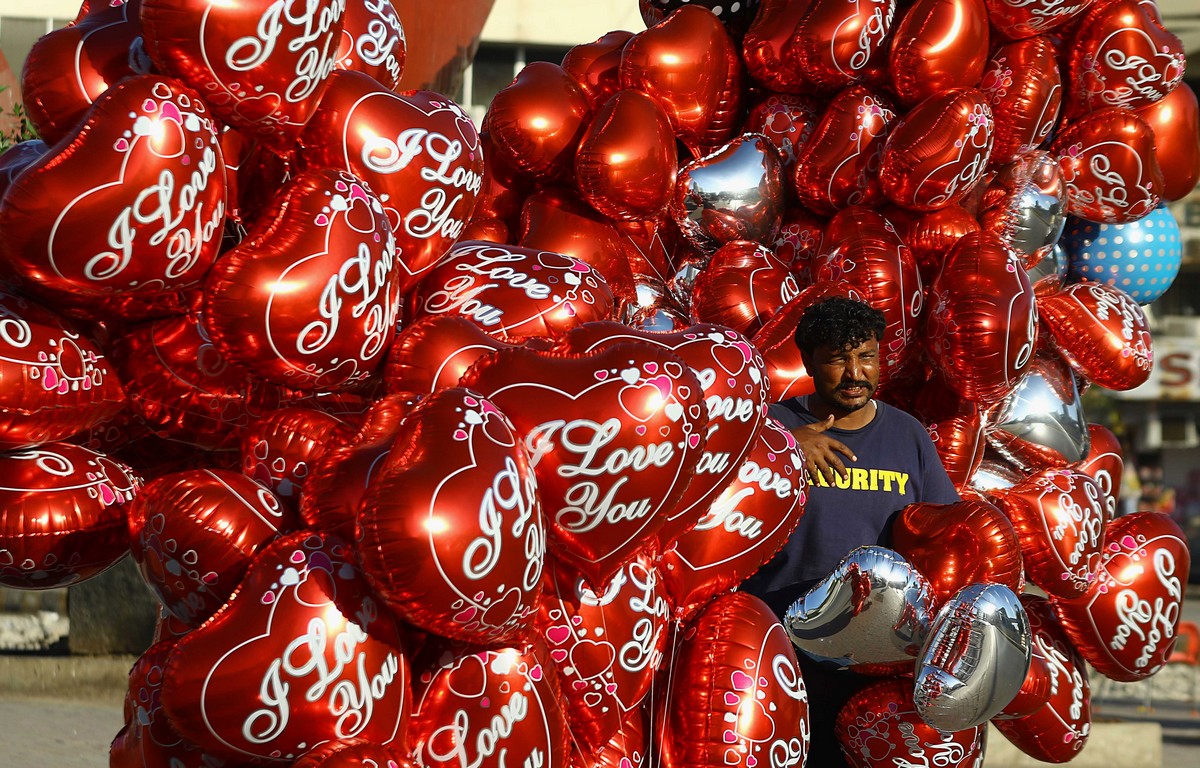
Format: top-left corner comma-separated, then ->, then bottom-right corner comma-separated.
0,656 -> 134,703
984,721 -> 1163,767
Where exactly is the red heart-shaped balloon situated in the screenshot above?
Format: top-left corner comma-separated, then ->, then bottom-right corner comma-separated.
357,387 -> 546,645
301,70 -> 483,293
1052,108 -> 1164,223
461,343 -> 706,591
742,0 -> 812,93
0,76 -> 227,308
485,61 -> 593,182
881,204 -> 980,287
794,85 -> 897,215
407,241 -> 617,341
772,207 -> 827,280
295,740 -> 413,768
690,241 -> 801,338
128,468 -> 297,626
336,0 -> 406,90
239,407 -> 355,504
562,30 -> 635,109
20,0 -> 147,146
660,418 -> 808,621
911,374 -> 987,489
557,321 -> 770,548
790,0 -> 896,92
385,315 -> 517,395
993,595 -> 1091,763
994,467 -> 1106,598
888,0 -> 990,107
537,554 -> 670,756
1038,281 -> 1153,391
141,0 -> 346,146
744,93 -> 822,178
983,0 -> 1089,40
1135,83 -> 1200,202
1051,511 -> 1190,681
981,37 -> 1063,165
1075,423 -> 1123,522
0,442 -> 140,589
0,290 -> 126,450
584,706 -> 648,768
927,231 -> 1038,404
1067,0 -> 1186,113
203,168 -> 400,391
163,532 -> 411,761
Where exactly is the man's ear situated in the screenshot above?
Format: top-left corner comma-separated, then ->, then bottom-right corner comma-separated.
799,348 -> 813,373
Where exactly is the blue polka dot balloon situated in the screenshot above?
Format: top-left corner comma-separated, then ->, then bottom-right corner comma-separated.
1063,204 -> 1182,305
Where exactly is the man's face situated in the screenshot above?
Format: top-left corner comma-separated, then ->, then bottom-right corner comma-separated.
805,337 -> 881,415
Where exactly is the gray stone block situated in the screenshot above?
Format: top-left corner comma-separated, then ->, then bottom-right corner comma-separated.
67,557 -> 158,656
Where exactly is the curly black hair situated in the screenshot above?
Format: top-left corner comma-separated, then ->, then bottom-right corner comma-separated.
793,297 -> 886,356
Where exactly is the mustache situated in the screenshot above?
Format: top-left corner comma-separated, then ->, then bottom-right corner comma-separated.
837,381 -> 873,391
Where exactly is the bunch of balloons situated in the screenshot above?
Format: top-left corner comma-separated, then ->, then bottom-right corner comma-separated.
0,0 -> 1194,767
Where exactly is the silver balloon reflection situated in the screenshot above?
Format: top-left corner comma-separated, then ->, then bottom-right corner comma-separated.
987,350 -> 1090,471
980,151 -> 1067,266
622,274 -> 690,331
669,133 -> 785,253
1025,243 -> 1069,294
783,546 -> 933,668
914,583 -> 1032,733
967,457 -> 1026,494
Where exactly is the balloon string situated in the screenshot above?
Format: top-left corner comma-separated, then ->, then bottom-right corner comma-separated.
649,619 -> 684,768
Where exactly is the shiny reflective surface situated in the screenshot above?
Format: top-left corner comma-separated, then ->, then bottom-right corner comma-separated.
988,350 -> 1090,471
980,151 -> 1067,265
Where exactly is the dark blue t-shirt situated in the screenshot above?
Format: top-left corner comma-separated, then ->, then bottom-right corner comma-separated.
742,395 -> 960,616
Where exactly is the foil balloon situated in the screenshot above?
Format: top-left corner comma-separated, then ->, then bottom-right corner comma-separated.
882,204 -> 980,287
993,595 -> 1091,763
665,592 -> 809,768
485,61 -> 593,182
986,349 -> 1090,472
926,231 -> 1038,405
0,442 -> 140,589
0,140 -> 49,199
162,532 -> 410,761
1075,424 -> 1124,522
409,645 -> 570,768
20,0 -> 147,145
1037,281 -> 1153,391
1026,243 -> 1069,296
1051,511 -> 1189,682
742,0 -> 812,93
1134,83 -> 1200,202
911,375 -> 987,489
141,0 -> 345,146
537,555 -> 670,756
625,274 -> 690,332
127,468 -> 296,627
1063,205 -> 1183,305
743,92 -> 822,177
967,455 -> 1026,495
336,0 -> 406,90
994,467 -> 1107,598
980,37 -> 1063,165
577,707 -> 648,768
460,343 -> 707,592
879,88 -> 995,212
789,0 -> 897,92
300,71 -> 484,293
111,314 -> 298,452
0,290 -> 126,450
0,76 -> 227,307
793,85 -> 897,215
888,0 -> 990,106
689,240 -> 802,337
1067,0 -> 1185,113
1052,108 -> 1164,224
294,741 -> 413,768
575,90 -> 679,222
406,241 -> 617,341
619,5 -> 744,156
384,315 -> 517,395
660,418 -> 807,621
557,321 -> 771,549
669,134 -> 785,252
982,0 -> 1089,39
892,498 -> 1024,606
474,130 -> 533,230
203,169 -> 399,391
562,30 -> 635,108
239,407 -> 355,503
640,0 -> 762,35
836,679 -> 985,768
299,393 -> 420,539
772,206 -> 827,279
913,583 -> 1031,732
978,151 -> 1068,266
356,388 -> 546,645
783,546 -> 933,670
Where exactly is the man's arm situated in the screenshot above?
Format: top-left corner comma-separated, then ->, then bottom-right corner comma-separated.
792,416 -> 856,486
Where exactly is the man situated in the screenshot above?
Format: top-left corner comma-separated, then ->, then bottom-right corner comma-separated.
741,297 -> 960,767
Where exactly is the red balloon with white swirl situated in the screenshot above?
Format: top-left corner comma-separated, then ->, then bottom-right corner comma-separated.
1134,83 -> 1200,203
301,71 -> 484,292
294,741 -> 414,768
356,388 -> 546,645
743,93 -> 822,178
407,241 -> 616,342
887,0 -> 990,107
141,0 -> 346,146
1052,108 -> 1164,224
0,76 -> 227,309
127,468 -> 297,627
980,36 -> 1063,166
203,168 -> 400,391
410,645 -> 569,768
1075,424 -> 1124,522
0,442 -> 141,589
460,343 -> 706,592
162,532 -> 411,761
336,0 -> 406,91
239,407 -> 355,505
664,592 -> 809,768
1037,281 -> 1153,391
660,419 -> 808,621
789,0 -> 896,92
537,555 -> 670,757
690,241 -> 802,338
837,678 -> 984,767
983,0 -> 1090,40
1051,511 -> 1190,682
926,231 -> 1038,404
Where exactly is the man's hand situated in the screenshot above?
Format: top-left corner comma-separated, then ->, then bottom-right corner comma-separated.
792,416 -> 856,485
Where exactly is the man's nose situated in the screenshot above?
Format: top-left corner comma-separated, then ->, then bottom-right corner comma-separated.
844,359 -> 863,379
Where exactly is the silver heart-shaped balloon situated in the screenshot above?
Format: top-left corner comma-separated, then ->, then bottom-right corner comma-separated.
914,582 -> 1032,733
783,546 -> 933,668
987,350 -> 1090,472
980,151 -> 1067,266
1025,243 -> 1069,294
